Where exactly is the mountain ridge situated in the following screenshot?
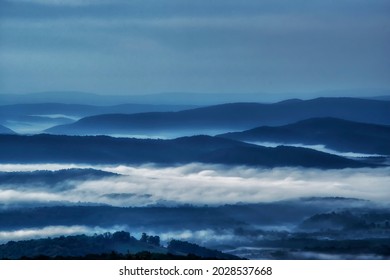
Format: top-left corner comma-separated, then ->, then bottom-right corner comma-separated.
0,134 -> 373,169
45,98 -> 390,136
218,117 -> 390,155
2,89 -> 390,105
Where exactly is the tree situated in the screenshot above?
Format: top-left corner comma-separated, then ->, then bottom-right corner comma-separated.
140,233 -> 148,243
139,233 -> 160,246
148,236 -> 160,247
112,231 -> 131,242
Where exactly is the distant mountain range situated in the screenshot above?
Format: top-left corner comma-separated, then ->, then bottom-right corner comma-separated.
1,91 -> 266,106
0,103 -> 196,134
0,199 -> 369,231
0,134 -> 373,168
0,103 -> 195,119
0,231 -> 239,260
218,118 -> 390,156
45,97 -> 390,136
1,89 -> 390,105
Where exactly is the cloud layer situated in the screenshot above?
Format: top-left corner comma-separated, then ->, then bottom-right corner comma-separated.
1,163 -> 389,207
0,225 -> 127,244
1,0 -> 389,95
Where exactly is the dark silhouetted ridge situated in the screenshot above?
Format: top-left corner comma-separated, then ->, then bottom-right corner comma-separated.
218,117 -> 390,155
45,98 -> 390,136
0,133 -> 374,168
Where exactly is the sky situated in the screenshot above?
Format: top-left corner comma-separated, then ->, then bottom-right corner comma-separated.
0,0 -> 389,97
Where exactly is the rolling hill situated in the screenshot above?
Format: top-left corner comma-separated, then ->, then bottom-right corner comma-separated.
45,98 -> 390,136
0,134 -> 372,168
218,118 -> 390,155
0,231 -> 239,260
0,103 -> 196,134
2,89 -> 390,105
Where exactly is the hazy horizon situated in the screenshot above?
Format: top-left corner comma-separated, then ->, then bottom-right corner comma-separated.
1,88 -> 390,106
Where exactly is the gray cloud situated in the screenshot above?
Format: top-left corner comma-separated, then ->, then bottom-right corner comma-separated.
1,1 -> 389,95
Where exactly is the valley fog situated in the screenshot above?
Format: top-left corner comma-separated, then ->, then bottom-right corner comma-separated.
0,163 -> 389,207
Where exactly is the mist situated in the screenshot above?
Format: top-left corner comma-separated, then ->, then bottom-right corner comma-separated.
1,163 -> 389,207
0,225 -> 128,244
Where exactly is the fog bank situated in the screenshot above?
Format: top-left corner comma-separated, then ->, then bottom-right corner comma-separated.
0,164 -> 389,207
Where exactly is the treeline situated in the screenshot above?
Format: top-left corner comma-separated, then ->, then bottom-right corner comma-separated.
168,240 -> 241,260
17,251 -> 213,260
0,231 -> 240,260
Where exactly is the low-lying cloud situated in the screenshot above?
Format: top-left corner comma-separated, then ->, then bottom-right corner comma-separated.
0,163 -> 389,207
0,225 -> 240,250
247,141 -> 386,158
0,225 -> 127,244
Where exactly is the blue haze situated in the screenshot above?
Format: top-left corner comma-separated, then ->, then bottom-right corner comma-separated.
0,0 -> 389,98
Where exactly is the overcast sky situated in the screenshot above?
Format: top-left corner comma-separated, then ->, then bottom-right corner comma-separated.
0,0 -> 389,97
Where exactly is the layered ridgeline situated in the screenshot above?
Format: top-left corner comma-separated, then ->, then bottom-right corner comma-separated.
45,98 -> 390,136
0,103 -> 195,134
0,134 -> 373,168
0,103 -> 195,117
218,118 -> 390,156
0,198 -> 373,231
